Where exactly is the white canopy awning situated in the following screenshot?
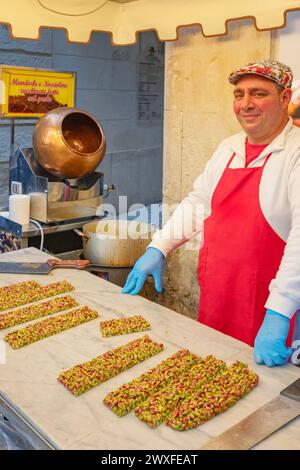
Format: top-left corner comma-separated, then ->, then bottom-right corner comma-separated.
1,0 -> 300,45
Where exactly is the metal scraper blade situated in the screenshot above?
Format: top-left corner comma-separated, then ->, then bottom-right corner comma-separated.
201,394 -> 300,450
0,261 -> 51,274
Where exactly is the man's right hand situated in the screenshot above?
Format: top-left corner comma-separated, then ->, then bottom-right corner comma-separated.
122,247 -> 164,295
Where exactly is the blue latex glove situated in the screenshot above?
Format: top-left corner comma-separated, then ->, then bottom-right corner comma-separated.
122,247 -> 164,295
254,309 -> 292,367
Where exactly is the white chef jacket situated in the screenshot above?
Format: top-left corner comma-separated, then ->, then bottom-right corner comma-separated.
149,118 -> 300,320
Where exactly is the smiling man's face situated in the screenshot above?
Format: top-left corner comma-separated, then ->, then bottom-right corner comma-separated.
233,75 -> 292,144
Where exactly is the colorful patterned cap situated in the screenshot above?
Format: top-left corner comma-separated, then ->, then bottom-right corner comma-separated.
229,60 -> 293,88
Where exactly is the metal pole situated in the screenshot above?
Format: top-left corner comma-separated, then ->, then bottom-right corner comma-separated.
10,119 -> 15,156
9,119 -> 16,196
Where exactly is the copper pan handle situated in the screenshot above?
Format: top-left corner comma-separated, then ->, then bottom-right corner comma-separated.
73,229 -> 89,242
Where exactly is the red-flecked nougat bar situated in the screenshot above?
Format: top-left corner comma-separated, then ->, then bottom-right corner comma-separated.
103,349 -> 201,416
0,280 -> 75,311
58,335 -> 164,396
100,315 -> 151,337
0,295 -> 79,329
166,362 -> 259,431
5,306 -> 98,349
134,355 -> 226,427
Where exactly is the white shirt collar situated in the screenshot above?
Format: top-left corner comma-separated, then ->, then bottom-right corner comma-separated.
229,117 -> 294,157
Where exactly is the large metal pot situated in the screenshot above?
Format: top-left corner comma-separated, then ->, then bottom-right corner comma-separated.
76,219 -> 154,267
33,107 -> 106,179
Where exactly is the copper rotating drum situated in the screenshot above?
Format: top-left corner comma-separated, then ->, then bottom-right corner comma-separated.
33,107 -> 106,179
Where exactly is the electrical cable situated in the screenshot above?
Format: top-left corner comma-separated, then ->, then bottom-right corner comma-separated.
37,0 -> 109,17
29,219 -> 44,252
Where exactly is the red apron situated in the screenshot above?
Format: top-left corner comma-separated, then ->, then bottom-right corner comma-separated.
197,152 -> 295,346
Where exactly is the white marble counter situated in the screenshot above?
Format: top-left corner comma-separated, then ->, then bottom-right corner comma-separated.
0,247 -> 299,450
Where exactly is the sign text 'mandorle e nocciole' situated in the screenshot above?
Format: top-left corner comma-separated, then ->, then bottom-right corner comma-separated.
0,65 -> 75,118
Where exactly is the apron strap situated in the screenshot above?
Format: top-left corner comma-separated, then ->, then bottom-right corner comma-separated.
261,153 -> 272,169
226,152 -> 236,168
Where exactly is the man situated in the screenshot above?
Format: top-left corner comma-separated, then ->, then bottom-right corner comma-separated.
122,59 -> 300,368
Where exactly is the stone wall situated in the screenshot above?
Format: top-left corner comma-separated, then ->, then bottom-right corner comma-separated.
0,27 -> 164,210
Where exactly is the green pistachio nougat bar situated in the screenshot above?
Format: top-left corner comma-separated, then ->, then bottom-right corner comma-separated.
135,355 -> 226,427
100,315 -> 151,337
0,280 -> 75,311
0,280 -> 40,311
5,306 -> 98,349
58,335 -> 164,396
0,295 -> 79,329
103,349 -> 200,416
166,361 -> 258,431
